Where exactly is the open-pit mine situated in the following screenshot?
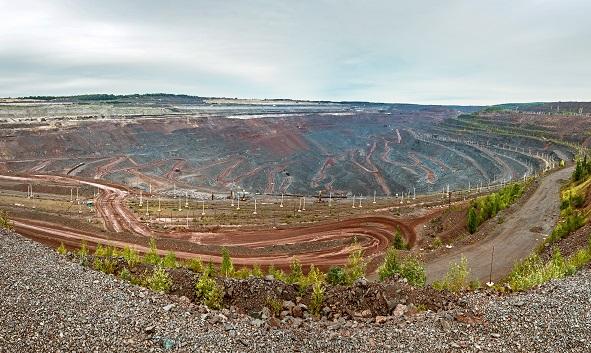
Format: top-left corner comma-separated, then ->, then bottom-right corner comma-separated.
0,95 -> 586,280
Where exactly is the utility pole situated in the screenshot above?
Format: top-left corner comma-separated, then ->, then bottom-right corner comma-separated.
253,198 -> 257,215
373,190 -> 376,204
280,193 -> 284,208
352,194 -> 356,209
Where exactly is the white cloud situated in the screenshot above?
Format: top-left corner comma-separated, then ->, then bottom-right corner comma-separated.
0,0 -> 590,104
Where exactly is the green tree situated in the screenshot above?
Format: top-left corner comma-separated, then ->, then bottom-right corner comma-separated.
220,247 -> 234,277
467,207 -> 478,234
392,228 -> 407,250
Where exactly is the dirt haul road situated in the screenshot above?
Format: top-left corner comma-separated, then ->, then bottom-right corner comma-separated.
0,173 -> 418,271
425,166 -> 574,283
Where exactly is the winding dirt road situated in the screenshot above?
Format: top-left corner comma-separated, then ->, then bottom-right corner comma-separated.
425,166 -> 573,283
0,173 -> 417,270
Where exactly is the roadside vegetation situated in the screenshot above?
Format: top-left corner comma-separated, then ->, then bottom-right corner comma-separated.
467,182 -> 525,234
52,234 -> 434,312
0,209 -> 12,230
504,159 -> 591,291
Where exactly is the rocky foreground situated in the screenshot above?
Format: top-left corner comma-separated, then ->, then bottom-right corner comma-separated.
1,230 -> 590,353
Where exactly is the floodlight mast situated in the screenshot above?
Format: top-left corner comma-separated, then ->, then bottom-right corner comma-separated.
352,194 -> 356,208
373,190 -> 376,204
280,193 -> 284,208
253,198 -> 257,215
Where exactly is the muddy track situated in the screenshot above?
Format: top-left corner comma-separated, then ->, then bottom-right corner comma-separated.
425,166 -> 574,283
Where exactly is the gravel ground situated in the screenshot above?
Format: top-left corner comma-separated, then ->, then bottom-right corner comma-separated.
1,229 -> 591,353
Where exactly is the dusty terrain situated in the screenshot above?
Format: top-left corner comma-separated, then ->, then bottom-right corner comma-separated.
2,229 -> 591,353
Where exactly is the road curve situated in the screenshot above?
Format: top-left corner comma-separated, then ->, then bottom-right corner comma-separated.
425,166 -> 574,283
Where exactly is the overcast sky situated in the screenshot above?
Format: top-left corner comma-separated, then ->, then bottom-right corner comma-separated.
0,0 -> 589,105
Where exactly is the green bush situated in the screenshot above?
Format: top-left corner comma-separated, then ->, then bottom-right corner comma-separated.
345,247 -> 366,284
398,256 -> 426,287
93,256 -> 116,275
77,241 -> 89,258
220,247 -> 234,277
309,281 -> 325,316
121,246 -> 140,267
378,247 -> 426,287
119,267 -> 132,281
506,247 -> 590,291
432,256 -> 470,292
287,258 -> 303,284
251,264 -> 264,278
267,265 -> 287,282
186,258 -> 204,273
57,242 -> 67,255
378,247 -> 400,281
195,273 -> 223,309
392,228 -> 408,250
143,238 -> 161,265
162,251 -> 178,268
466,183 -> 524,233
0,210 -> 13,230
143,267 -> 172,293
266,296 -> 283,317
233,267 -> 251,279
326,266 -> 347,285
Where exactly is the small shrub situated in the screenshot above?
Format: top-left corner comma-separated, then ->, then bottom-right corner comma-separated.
251,264 -> 264,278
345,246 -> 366,284
143,267 -> 172,293
326,266 -> 347,285
0,210 -> 12,230
378,247 -> 400,281
432,237 -> 443,248
195,273 -> 223,309
233,267 -> 251,279
186,257 -> 204,273
287,258 -> 303,284
57,242 -> 67,255
121,246 -> 140,267
309,281 -> 325,316
432,256 -> 470,292
392,228 -> 408,250
93,257 -> 116,275
267,265 -> 287,282
398,256 -> 426,287
77,241 -> 89,258
143,238 -> 161,265
162,251 -> 178,268
266,297 -> 282,317
119,267 -> 132,281
94,244 -> 108,257
220,247 -> 234,277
